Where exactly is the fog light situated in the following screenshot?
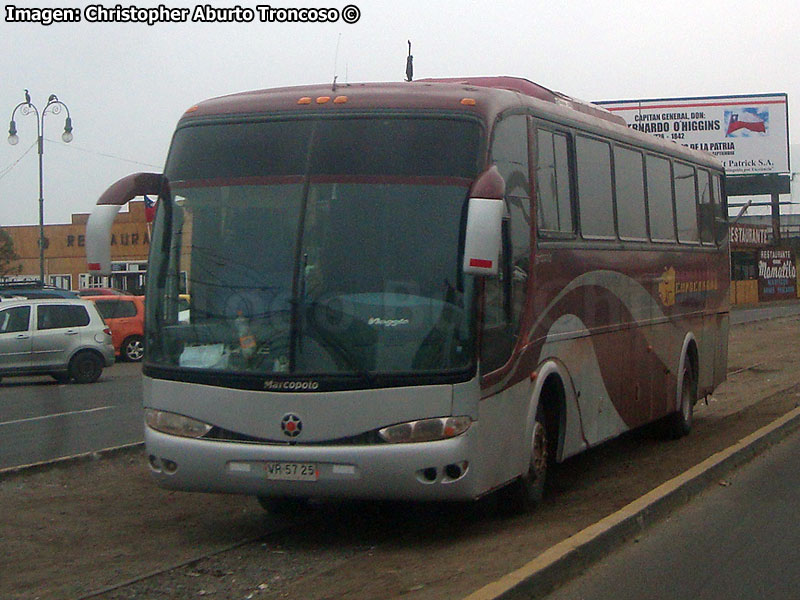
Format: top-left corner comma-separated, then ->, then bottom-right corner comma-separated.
161,459 -> 178,474
444,463 -> 462,480
444,461 -> 469,481
148,454 -> 162,472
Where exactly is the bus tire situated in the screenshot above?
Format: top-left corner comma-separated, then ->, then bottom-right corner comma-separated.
663,365 -> 696,439
504,403 -> 553,511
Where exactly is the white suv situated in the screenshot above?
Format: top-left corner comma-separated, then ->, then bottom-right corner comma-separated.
0,298 -> 115,384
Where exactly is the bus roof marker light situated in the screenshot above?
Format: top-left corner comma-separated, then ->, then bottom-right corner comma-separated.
460,98 -> 477,106
185,105 -> 199,114
316,96 -> 331,104
298,97 -> 312,105
333,96 -> 348,104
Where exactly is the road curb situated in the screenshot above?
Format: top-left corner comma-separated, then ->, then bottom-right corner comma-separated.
464,405 -> 800,600
0,442 -> 144,479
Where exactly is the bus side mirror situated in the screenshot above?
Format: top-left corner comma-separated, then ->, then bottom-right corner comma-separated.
463,167 -> 506,277
86,172 -> 164,275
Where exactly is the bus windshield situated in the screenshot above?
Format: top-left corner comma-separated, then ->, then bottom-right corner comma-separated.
146,115 -> 482,384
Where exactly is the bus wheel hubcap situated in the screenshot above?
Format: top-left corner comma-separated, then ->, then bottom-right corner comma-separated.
531,421 -> 548,479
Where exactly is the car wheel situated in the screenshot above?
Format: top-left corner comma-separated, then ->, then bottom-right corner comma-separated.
69,351 -> 104,384
122,335 -> 144,362
51,373 -> 71,384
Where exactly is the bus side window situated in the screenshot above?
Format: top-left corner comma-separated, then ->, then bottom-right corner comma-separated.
698,169 -> 715,245
576,135 -> 615,239
481,114 -> 531,373
536,129 -> 574,234
674,162 -> 699,243
614,146 -> 647,240
712,174 -> 727,245
646,155 -> 676,242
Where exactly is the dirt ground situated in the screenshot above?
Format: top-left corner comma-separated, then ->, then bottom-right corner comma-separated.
3,313 -> 800,600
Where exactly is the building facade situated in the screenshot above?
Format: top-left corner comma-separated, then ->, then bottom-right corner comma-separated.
2,200 -> 151,293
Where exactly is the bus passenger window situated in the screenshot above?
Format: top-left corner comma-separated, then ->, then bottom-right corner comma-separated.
646,155 -> 676,242
712,174 -> 727,245
614,147 -> 647,240
698,169 -> 715,245
491,115 -> 530,199
576,136 -> 614,238
674,162 -> 699,243
535,130 -> 573,234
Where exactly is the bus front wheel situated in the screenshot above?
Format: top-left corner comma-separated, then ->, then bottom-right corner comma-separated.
504,404 -> 553,511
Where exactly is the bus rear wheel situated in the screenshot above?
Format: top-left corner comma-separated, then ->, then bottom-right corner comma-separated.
662,366 -> 696,439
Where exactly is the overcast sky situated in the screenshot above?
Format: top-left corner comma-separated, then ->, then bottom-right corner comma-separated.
1,0 -> 798,227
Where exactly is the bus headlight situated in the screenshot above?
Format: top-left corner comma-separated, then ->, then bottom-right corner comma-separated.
145,409 -> 213,438
378,416 -> 472,443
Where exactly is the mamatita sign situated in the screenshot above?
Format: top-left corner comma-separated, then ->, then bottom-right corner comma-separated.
596,94 -> 789,176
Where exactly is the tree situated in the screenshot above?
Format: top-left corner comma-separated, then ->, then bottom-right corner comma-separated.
0,228 -> 22,278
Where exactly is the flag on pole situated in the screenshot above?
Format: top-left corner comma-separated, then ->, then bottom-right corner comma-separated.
144,195 -> 157,223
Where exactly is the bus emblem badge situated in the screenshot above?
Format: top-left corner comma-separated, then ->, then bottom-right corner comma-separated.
281,414 -> 303,438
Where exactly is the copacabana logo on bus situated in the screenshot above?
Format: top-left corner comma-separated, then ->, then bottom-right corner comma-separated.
659,266 -> 719,307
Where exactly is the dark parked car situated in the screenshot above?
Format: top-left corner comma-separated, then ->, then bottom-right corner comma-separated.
0,281 -> 78,299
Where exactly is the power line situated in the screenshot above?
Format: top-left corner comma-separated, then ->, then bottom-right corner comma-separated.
44,137 -> 162,168
0,139 -> 38,181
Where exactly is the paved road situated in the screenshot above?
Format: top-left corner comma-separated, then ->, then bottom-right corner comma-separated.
0,362 -> 143,470
545,427 -> 800,600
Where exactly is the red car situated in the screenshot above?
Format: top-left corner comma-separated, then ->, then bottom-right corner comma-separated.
84,295 -> 145,361
78,287 -> 126,297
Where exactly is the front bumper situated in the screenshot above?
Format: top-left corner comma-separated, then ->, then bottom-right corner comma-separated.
145,423 -> 482,502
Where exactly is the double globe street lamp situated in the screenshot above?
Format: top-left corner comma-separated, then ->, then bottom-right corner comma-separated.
8,90 -> 73,283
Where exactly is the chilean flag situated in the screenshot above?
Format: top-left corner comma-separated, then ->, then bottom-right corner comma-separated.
144,195 -> 157,223
726,110 -> 767,135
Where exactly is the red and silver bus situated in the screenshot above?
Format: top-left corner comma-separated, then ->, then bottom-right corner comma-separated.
87,77 -> 729,510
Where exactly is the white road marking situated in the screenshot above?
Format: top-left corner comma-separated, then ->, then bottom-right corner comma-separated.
0,405 -> 115,427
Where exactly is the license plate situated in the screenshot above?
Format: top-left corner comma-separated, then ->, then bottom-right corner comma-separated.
264,461 -> 318,481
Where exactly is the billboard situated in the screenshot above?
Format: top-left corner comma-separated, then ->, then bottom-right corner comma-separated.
596,94 -> 789,176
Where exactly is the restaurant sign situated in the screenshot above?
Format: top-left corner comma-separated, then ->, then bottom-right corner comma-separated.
758,249 -> 797,301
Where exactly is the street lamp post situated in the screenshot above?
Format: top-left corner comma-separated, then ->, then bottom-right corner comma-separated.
8,91 -> 73,284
